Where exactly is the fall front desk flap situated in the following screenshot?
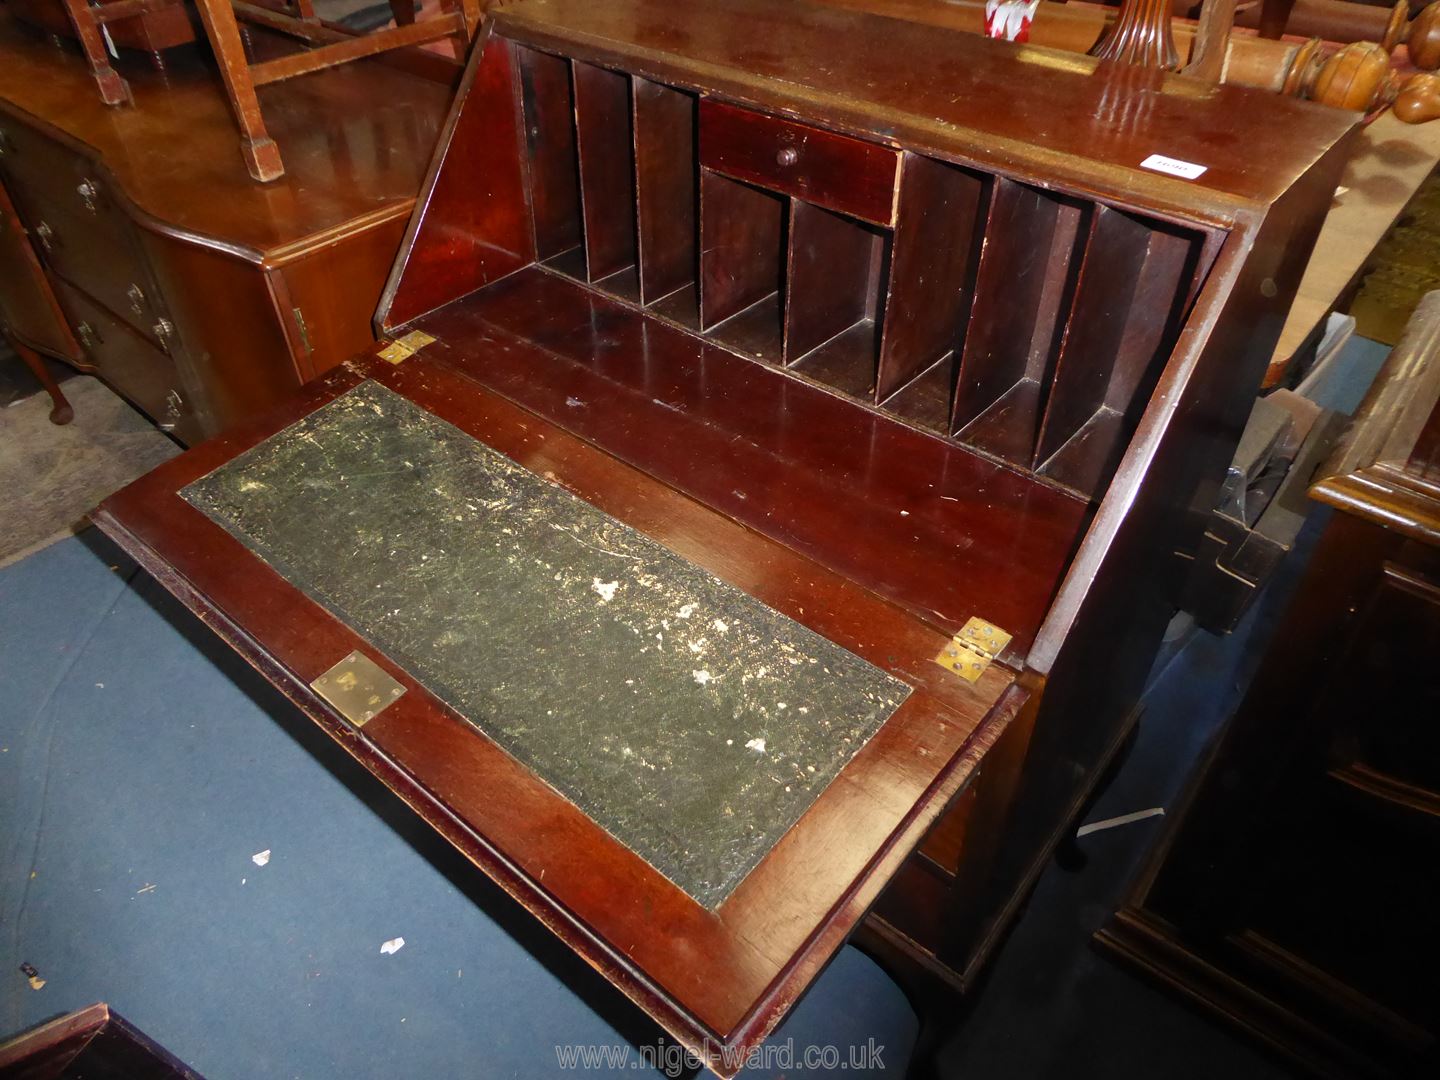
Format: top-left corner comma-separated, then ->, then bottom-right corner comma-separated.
180,380 -> 911,909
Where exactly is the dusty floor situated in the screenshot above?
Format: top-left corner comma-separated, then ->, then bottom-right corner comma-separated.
0,357 -> 179,567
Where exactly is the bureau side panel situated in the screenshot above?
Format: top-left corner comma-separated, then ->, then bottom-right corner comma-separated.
910,131 -> 1356,986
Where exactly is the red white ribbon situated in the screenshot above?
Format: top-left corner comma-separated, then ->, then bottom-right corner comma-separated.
984,0 -> 1041,43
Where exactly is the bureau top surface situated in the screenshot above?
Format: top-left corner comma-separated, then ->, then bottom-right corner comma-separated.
498,0 -> 1356,215
0,13 -> 450,259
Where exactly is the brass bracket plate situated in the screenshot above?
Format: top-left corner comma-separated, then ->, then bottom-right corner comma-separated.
311,650 -> 406,728
935,617 -> 1013,682
377,329 -> 437,365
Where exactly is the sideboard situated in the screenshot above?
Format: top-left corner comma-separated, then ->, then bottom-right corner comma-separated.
0,12 -> 452,443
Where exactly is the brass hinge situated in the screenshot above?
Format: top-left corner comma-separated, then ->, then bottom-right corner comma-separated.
935,617 -> 1012,683
377,329 -> 436,365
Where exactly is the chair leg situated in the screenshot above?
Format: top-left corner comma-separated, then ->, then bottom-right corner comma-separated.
9,337 -> 74,426
191,0 -> 285,182
59,0 -> 132,106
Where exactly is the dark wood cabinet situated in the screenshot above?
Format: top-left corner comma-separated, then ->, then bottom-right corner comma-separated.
1098,292 -> 1440,1079
0,11 -> 450,440
90,0 -> 1357,1071
0,1003 -> 202,1079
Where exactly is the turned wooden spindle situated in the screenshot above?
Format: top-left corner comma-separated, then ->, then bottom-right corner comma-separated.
1090,0 -> 1182,67
1394,71 -> 1440,120
1239,0 -> 1409,48
1306,40 -> 1399,111
813,1 -> 1424,117
1236,0 -> 1440,71
1412,3 -> 1440,68
816,0 -> 1325,92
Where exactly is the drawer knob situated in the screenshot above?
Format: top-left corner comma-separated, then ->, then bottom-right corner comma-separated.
128,283 -> 147,315
76,321 -> 99,349
776,146 -> 799,167
33,221 -> 54,252
77,179 -> 99,213
152,317 -> 175,348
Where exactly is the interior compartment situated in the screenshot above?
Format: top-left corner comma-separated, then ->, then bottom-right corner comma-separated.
414,267 -> 1095,653
572,60 -> 638,297
785,200 -> 888,397
506,53 -> 1217,505
876,156 -> 989,430
515,45 -> 582,264
1034,206 -> 1201,493
699,170 -> 788,363
632,77 -> 699,324
950,179 -> 1090,468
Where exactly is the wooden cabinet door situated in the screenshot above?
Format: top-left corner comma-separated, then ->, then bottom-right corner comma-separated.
0,178 -> 80,362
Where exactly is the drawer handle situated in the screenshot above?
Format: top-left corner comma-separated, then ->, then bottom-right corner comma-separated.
128,283 -> 147,315
76,321 -> 101,349
77,179 -> 99,213
33,221 -> 54,252
776,146 -> 799,167
152,317 -> 174,350
164,389 -> 184,420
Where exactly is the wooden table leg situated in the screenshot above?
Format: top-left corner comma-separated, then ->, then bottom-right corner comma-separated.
191,0 -> 286,182
59,0 -> 132,106
8,335 -> 74,425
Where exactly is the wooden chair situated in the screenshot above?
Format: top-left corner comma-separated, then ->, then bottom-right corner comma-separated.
196,0 -> 482,181
58,0 -> 484,181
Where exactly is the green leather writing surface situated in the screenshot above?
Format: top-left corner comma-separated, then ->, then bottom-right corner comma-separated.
183,380 -> 908,907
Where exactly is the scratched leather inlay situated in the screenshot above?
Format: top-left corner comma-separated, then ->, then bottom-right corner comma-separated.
181,380 -> 910,908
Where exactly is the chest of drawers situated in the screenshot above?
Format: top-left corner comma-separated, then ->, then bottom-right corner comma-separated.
0,12 -> 451,443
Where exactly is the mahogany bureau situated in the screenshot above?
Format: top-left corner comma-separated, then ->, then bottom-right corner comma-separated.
0,11 -> 450,444
92,0 -> 1357,1070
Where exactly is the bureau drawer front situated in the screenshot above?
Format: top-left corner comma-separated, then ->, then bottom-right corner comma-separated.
699,99 -> 898,225
0,119 -> 169,345
54,279 -> 197,442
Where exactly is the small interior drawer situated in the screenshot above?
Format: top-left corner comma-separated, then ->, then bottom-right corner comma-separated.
699,99 -> 898,226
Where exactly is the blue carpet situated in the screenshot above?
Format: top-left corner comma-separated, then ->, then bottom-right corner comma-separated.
0,532 -> 916,1078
